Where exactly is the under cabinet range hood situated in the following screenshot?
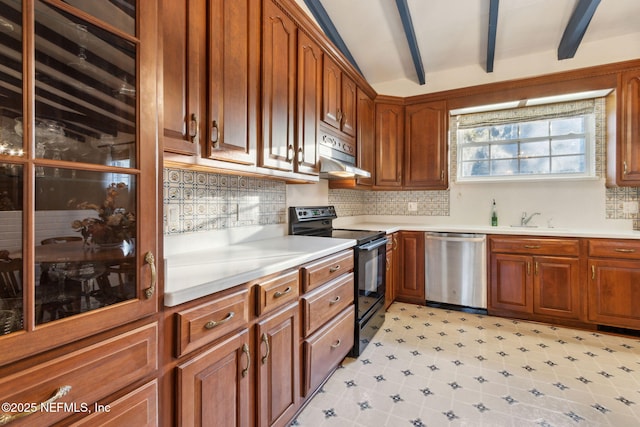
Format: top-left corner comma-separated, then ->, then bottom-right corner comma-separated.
319,155 -> 371,179
318,143 -> 371,179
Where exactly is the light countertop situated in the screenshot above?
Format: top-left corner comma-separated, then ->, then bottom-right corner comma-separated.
337,222 -> 640,239
164,235 -> 355,307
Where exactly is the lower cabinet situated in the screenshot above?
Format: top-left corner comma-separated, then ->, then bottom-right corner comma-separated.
176,330 -> 251,427
588,239 -> 640,329
395,231 -> 425,305
255,303 -> 300,427
384,233 -> 398,310
488,236 -> 581,323
167,252 -> 355,427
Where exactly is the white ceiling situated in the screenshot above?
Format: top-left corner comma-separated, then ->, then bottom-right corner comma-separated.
296,0 -> 640,96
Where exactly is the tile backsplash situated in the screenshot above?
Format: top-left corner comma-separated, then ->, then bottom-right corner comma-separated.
164,168 -> 286,234
328,189 -> 450,217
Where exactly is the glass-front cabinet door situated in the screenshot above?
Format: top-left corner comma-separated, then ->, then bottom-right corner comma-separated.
0,0 -> 157,365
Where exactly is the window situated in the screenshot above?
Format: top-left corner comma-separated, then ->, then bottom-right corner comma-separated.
454,98 -> 598,182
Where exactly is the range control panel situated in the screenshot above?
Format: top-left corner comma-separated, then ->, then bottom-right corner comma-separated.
289,206 -> 337,222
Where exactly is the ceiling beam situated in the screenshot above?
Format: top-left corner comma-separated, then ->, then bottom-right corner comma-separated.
558,0 -> 601,60
486,0 -> 499,73
302,0 -> 363,75
395,0 -> 425,85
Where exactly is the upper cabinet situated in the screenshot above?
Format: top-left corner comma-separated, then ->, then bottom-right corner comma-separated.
0,0 -> 158,365
375,100 -> 404,189
356,88 -> 375,187
404,101 -> 448,189
322,56 -> 356,137
616,69 -> 640,185
259,0 -> 297,173
162,0 -> 260,165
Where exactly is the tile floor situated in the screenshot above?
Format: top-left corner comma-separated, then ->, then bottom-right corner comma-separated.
293,302 -> 640,427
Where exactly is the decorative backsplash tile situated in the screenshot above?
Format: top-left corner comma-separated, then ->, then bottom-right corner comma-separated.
163,168 -> 286,234
329,189 -> 450,217
605,186 -> 640,221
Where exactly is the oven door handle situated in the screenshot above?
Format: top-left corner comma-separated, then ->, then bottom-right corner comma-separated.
358,238 -> 388,251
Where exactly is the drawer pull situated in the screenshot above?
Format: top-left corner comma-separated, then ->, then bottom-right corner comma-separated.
523,245 -> 541,249
273,287 -> 292,298
331,339 -> 341,349
204,311 -> 235,329
614,248 -> 636,253
144,251 -> 157,299
0,385 -> 71,425
329,296 -> 341,305
261,333 -> 270,365
241,343 -> 250,378
329,265 -> 341,273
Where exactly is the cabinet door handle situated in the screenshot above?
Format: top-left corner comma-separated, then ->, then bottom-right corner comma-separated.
286,144 -> 294,162
211,120 -> 219,146
188,113 -> 198,141
297,147 -> 304,164
331,339 -> 341,349
273,287 -> 292,298
614,248 -> 635,253
329,295 -> 341,305
592,265 -> 595,280
329,265 -> 341,273
144,251 -> 156,299
526,261 -> 531,276
337,109 -> 343,123
241,343 -> 250,378
523,245 -> 541,249
393,237 -> 398,250
0,385 -> 71,425
261,332 -> 270,365
623,161 -> 628,175
204,311 -> 235,329
534,261 -> 539,276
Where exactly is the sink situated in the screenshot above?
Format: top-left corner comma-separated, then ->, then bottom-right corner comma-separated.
510,225 -> 538,228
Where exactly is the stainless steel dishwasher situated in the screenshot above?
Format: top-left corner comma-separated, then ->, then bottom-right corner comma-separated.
424,232 -> 487,310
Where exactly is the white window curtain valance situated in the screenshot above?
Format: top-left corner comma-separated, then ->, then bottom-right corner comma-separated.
455,99 -> 595,129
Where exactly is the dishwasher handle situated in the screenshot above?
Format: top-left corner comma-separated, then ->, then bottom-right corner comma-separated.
425,232 -> 486,243
358,237 -> 389,251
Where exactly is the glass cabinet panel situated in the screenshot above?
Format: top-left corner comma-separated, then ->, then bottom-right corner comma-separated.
0,163 -> 22,335
32,0 -> 137,168
35,169 -> 136,324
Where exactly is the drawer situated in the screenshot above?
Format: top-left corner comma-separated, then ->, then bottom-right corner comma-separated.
301,273 -> 354,337
175,288 -> 249,357
0,323 -> 157,427
588,239 -> 640,260
301,250 -> 354,292
490,236 -> 579,256
302,306 -> 354,397
68,380 -> 158,426
255,269 -> 300,316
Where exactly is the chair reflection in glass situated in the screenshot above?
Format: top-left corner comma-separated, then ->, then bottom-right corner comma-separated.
0,251 -> 23,334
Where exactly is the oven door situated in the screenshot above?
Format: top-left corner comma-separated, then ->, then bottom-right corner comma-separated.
356,237 -> 387,320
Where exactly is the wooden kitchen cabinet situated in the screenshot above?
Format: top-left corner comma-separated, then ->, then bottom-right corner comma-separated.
322,55 -> 356,137
260,0 -> 297,172
613,69 -> 640,185
296,30 -> 323,175
404,101 -> 448,189
162,0 -> 260,165
176,329 -> 251,427
395,231 -> 425,305
356,88 -> 376,187
375,99 -> 405,189
255,302 -> 300,427
489,236 -> 581,322
385,233 -> 399,309
0,0 -> 158,378
587,239 -> 640,329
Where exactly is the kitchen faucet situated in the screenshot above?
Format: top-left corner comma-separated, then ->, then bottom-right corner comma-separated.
521,211 -> 541,226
